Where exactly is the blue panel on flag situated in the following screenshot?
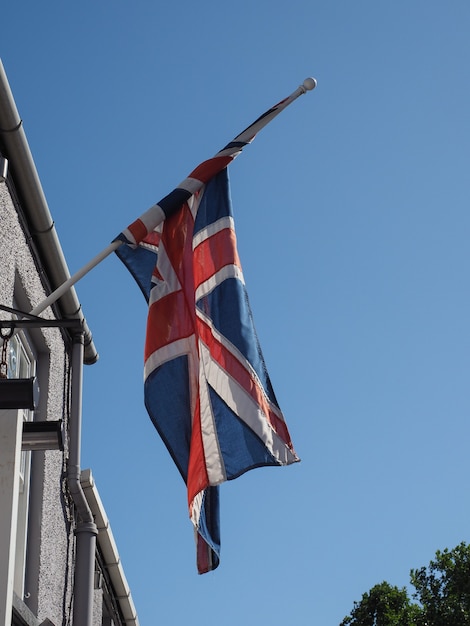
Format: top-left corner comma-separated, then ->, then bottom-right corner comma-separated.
116,241 -> 156,302
159,187 -> 192,217
144,356 -> 192,482
208,386 -> 278,479
193,169 -> 232,235
197,487 -> 220,554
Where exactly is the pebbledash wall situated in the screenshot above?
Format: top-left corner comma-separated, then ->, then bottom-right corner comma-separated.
0,175 -> 74,625
0,58 -> 138,626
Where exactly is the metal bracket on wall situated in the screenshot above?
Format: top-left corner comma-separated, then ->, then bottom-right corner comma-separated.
0,304 -> 83,412
0,304 -> 83,331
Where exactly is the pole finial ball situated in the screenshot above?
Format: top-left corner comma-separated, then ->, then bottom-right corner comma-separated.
303,77 -> 317,91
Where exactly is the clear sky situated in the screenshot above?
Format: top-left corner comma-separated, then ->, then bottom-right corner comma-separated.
2,2 -> 470,624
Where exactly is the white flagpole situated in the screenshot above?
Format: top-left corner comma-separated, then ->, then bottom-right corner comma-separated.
30,77 -> 317,317
30,241 -> 123,316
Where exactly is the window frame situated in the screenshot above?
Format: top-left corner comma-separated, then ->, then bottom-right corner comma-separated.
7,328 -> 36,600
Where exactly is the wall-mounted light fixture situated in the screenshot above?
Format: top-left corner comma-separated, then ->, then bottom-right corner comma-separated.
0,377 -> 39,410
22,420 -> 64,451
0,379 -> 63,450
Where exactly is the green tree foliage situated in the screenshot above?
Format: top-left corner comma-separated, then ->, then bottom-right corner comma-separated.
410,542 -> 470,626
340,542 -> 470,626
339,582 -> 421,626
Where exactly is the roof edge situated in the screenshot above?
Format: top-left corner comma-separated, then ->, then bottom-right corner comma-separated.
81,469 -> 140,626
0,59 -> 98,364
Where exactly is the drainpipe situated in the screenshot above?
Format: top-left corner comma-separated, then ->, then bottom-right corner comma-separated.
68,333 -> 97,626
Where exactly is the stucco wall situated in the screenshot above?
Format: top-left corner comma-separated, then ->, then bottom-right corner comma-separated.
0,179 -> 74,626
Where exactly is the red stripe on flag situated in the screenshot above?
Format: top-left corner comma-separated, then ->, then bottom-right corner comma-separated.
187,398 -> 209,505
188,400 -> 212,575
144,291 -> 194,360
196,533 -> 212,575
193,228 -> 241,291
142,230 -> 162,248
127,218 -> 149,244
188,156 -> 233,184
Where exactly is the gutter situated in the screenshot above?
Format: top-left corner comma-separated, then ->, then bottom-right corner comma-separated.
0,59 -> 98,365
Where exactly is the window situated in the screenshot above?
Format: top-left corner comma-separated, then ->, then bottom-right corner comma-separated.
8,330 -> 35,599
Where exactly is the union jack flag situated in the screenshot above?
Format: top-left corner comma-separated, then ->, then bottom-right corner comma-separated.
115,86 -> 308,572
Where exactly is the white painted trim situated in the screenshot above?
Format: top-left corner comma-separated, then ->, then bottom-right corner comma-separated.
0,409 -> 23,626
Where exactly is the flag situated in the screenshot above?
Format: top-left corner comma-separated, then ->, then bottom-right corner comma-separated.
113,82 -> 314,572
116,167 -> 299,573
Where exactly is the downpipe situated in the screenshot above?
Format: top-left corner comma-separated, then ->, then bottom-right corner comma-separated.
68,333 -> 97,626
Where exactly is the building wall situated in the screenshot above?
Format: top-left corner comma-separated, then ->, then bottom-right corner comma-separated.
0,179 -> 74,626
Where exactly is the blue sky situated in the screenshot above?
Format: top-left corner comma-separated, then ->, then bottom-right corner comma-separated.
2,2 -> 470,623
